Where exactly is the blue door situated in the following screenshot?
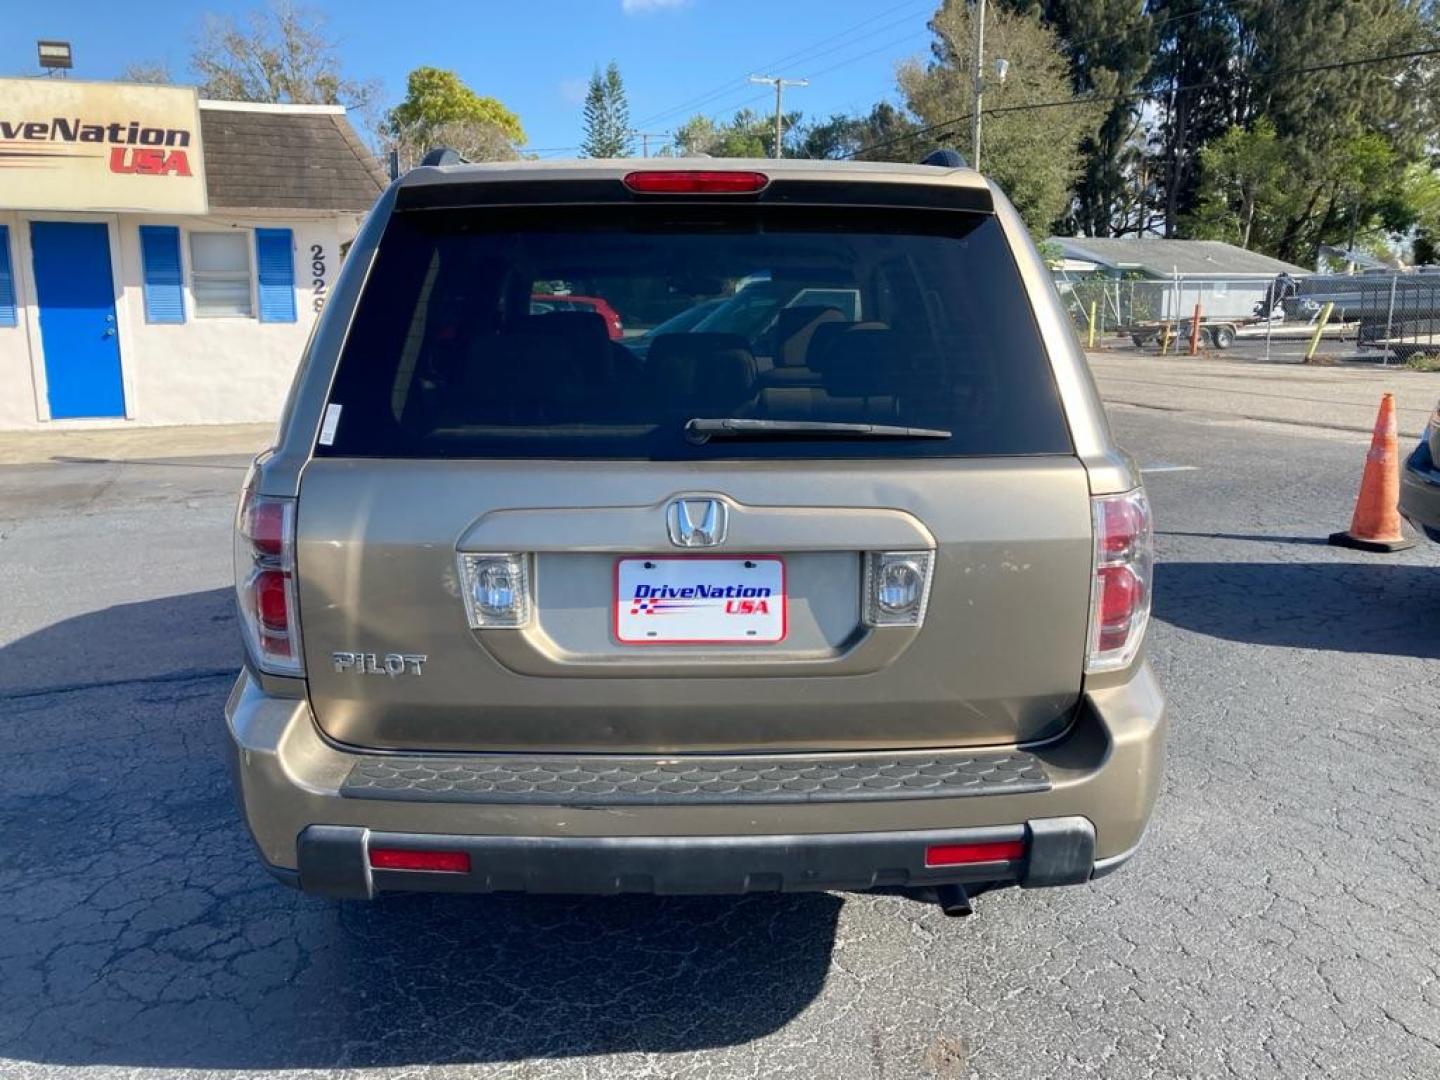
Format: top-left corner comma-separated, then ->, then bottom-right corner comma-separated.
30,221 -> 126,419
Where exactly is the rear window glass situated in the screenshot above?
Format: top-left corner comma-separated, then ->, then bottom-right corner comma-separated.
318,205 -> 1071,459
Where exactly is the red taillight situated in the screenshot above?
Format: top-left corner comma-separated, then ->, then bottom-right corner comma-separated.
925,839 -> 1026,867
249,500 -> 286,558
369,848 -> 471,873
1099,497 -> 1143,560
235,474 -> 303,676
1096,565 -> 1143,651
623,170 -> 770,195
255,569 -> 289,630
1087,489 -> 1153,673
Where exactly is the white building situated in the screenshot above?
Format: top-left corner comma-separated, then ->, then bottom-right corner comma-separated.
0,78 -> 385,431
1047,236 -> 1310,321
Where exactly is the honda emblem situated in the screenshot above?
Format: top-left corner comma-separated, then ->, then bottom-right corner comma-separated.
666,498 -> 727,548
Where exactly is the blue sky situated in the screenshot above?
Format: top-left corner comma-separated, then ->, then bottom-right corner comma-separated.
3,0 -> 942,152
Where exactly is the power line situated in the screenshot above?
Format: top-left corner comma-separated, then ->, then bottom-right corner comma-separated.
651,0 -> 1212,154
541,1 -> 1225,162
749,0 -> 933,76
630,23 -> 930,156
630,0 -> 932,130
849,44 -> 1440,161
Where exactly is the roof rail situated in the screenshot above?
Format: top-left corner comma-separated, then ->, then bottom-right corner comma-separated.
919,148 -> 967,169
420,147 -> 467,167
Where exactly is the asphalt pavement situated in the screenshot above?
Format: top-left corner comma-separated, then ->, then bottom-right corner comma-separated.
2,405 -> 1439,1079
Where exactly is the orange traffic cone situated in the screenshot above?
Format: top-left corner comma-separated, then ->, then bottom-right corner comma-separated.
1328,393 -> 1415,552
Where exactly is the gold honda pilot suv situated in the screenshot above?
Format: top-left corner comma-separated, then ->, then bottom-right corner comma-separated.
226,155 -> 1164,914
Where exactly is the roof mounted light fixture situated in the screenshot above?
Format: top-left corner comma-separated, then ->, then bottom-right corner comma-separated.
37,40 -> 72,74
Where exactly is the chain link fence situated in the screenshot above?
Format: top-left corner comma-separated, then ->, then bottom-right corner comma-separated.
1057,270 -> 1440,361
1055,276 -> 1279,345
1339,274 -> 1440,360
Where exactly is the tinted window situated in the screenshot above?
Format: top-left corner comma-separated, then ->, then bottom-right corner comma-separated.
319,205 -> 1071,459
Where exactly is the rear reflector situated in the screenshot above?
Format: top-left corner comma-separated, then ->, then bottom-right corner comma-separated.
369,848 -> 471,873
925,839 -> 1026,867
623,170 -> 769,195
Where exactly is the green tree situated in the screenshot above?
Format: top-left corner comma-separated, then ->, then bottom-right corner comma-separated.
997,0 -> 1156,237
1233,0 -> 1433,262
1188,124 -> 1420,263
383,66 -> 526,165
798,103 -> 918,161
674,108 -> 794,157
1186,118 -> 1289,249
582,62 -> 632,158
898,0 -> 1100,234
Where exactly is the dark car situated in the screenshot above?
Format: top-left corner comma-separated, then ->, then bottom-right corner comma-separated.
1400,398 -> 1440,542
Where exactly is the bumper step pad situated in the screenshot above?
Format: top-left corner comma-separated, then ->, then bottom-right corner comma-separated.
341,748 -> 1050,806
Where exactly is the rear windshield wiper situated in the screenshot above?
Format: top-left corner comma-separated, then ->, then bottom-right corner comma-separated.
685,418 -> 952,443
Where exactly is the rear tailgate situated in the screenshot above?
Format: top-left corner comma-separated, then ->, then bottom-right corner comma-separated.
297,458 -> 1092,752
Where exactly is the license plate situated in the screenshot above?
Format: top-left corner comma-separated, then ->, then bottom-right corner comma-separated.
615,557 -> 786,644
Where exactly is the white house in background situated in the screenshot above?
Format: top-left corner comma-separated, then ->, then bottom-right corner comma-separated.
1048,236 -> 1311,321
0,77 -> 385,431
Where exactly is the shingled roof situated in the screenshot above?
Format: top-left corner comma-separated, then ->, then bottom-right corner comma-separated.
1048,236 -> 1309,277
198,101 -> 387,212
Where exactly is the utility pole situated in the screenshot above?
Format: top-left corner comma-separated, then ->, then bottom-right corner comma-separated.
632,131 -> 668,157
748,74 -> 809,158
971,0 -> 986,172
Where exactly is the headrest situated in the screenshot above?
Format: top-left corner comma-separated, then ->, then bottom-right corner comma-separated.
820,326 -> 898,397
646,333 -> 758,408
774,305 -> 848,367
810,322 -> 888,368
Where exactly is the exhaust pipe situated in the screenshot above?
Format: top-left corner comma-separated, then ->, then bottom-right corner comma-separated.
933,883 -> 973,917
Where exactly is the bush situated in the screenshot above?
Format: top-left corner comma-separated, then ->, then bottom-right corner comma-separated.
1404,352 -> 1440,372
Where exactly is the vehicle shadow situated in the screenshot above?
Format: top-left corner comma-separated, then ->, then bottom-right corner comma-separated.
1154,561 -> 1440,658
0,589 -> 841,1071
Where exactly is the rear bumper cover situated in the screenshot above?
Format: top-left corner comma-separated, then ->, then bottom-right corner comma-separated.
226,662 -> 1164,897
292,817 -> 1098,899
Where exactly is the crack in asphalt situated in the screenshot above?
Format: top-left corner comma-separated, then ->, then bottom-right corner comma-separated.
0,667 -> 236,703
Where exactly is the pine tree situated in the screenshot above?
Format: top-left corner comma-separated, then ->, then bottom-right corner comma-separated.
581,61 -> 631,158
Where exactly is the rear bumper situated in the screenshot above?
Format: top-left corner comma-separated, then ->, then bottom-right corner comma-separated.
1400,442 -> 1440,542
226,662 -> 1165,898
290,818 -> 1098,899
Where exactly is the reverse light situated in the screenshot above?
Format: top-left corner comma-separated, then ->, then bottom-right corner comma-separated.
623,170 -> 770,195
925,839 -> 1026,867
863,551 -> 935,628
234,474 -> 303,676
369,848 -> 471,873
1086,489 -> 1153,673
458,553 -> 532,628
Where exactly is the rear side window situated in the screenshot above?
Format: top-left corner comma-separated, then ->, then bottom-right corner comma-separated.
319,205 -> 1071,459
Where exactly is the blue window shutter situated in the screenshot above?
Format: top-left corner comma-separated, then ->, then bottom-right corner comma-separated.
138,225 -> 184,324
255,228 -> 297,323
0,226 -> 17,327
